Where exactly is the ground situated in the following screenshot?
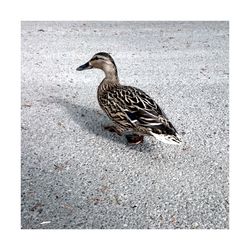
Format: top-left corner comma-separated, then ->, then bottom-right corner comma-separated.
21,21 -> 229,229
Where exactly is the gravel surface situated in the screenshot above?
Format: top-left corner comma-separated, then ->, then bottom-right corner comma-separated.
21,21 -> 229,229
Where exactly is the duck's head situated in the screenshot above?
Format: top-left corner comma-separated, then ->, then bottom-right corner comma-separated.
76,52 -> 118,78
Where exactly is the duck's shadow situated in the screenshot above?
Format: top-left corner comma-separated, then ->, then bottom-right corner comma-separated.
49,97 -> 155,152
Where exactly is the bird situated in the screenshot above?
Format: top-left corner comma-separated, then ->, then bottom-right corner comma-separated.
76,52 -> 182,145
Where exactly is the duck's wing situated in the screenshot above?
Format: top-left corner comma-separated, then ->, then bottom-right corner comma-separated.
101,86 -> 175,132
100,85 -> 182,144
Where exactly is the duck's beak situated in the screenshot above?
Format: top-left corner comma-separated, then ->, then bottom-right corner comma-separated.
76,61 -> 93,71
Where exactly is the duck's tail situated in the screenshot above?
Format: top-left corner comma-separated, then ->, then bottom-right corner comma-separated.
149,121 -> 182,145
150,131 -> 182,144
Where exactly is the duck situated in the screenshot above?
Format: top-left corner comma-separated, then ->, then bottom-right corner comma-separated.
76,52 -> 182,145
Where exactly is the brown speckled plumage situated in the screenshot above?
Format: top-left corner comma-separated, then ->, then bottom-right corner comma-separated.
76,52 -> 182,144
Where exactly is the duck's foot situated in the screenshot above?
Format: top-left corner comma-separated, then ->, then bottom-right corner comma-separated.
103,125 -> 123,136
126,134 -> 144,145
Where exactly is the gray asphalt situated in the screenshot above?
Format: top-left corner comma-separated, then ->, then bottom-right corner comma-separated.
21,21 -> 229,229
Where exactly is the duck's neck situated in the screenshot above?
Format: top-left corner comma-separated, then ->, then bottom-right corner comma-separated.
99,65 -> 120,92
103,63 -> 119,82
104,71 -> 119,82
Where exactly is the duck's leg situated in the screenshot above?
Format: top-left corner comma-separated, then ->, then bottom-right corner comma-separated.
104,125 -> 143,144
125,134 -> 144,145
103,124 -> 124,136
